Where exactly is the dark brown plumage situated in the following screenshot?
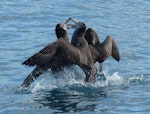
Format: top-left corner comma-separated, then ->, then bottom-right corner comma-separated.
85,28 -> 100,45
84,28 -> 120,72
21,18 -> 120,88
21,20 -> 97,88
21,23 -> 72,88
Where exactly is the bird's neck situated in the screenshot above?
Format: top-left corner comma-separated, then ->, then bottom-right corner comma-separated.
57,32 -> 69,42
71,30 -> 87,47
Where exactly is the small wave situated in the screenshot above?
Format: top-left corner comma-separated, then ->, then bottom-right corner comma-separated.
127,74 -> 150,84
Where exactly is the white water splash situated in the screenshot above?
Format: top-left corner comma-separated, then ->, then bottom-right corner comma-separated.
107,72 -> 124,86
30,70 -> 121,93
30,68 -> 148,93
92,71 -> 124,88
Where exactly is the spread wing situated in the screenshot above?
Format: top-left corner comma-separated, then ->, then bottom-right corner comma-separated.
22,41 -> 58,66
22,39 -> 84,67
97,35 -> 120,62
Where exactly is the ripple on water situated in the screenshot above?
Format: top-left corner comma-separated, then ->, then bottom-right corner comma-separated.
0,0 -> 150,113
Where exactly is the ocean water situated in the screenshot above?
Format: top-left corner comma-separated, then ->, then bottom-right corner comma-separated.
0,0 -> 150,113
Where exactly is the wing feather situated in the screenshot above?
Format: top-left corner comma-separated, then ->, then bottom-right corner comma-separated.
22,42 -> 57,66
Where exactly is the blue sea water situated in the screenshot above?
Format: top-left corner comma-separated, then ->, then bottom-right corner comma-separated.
0,0 -> 150,113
